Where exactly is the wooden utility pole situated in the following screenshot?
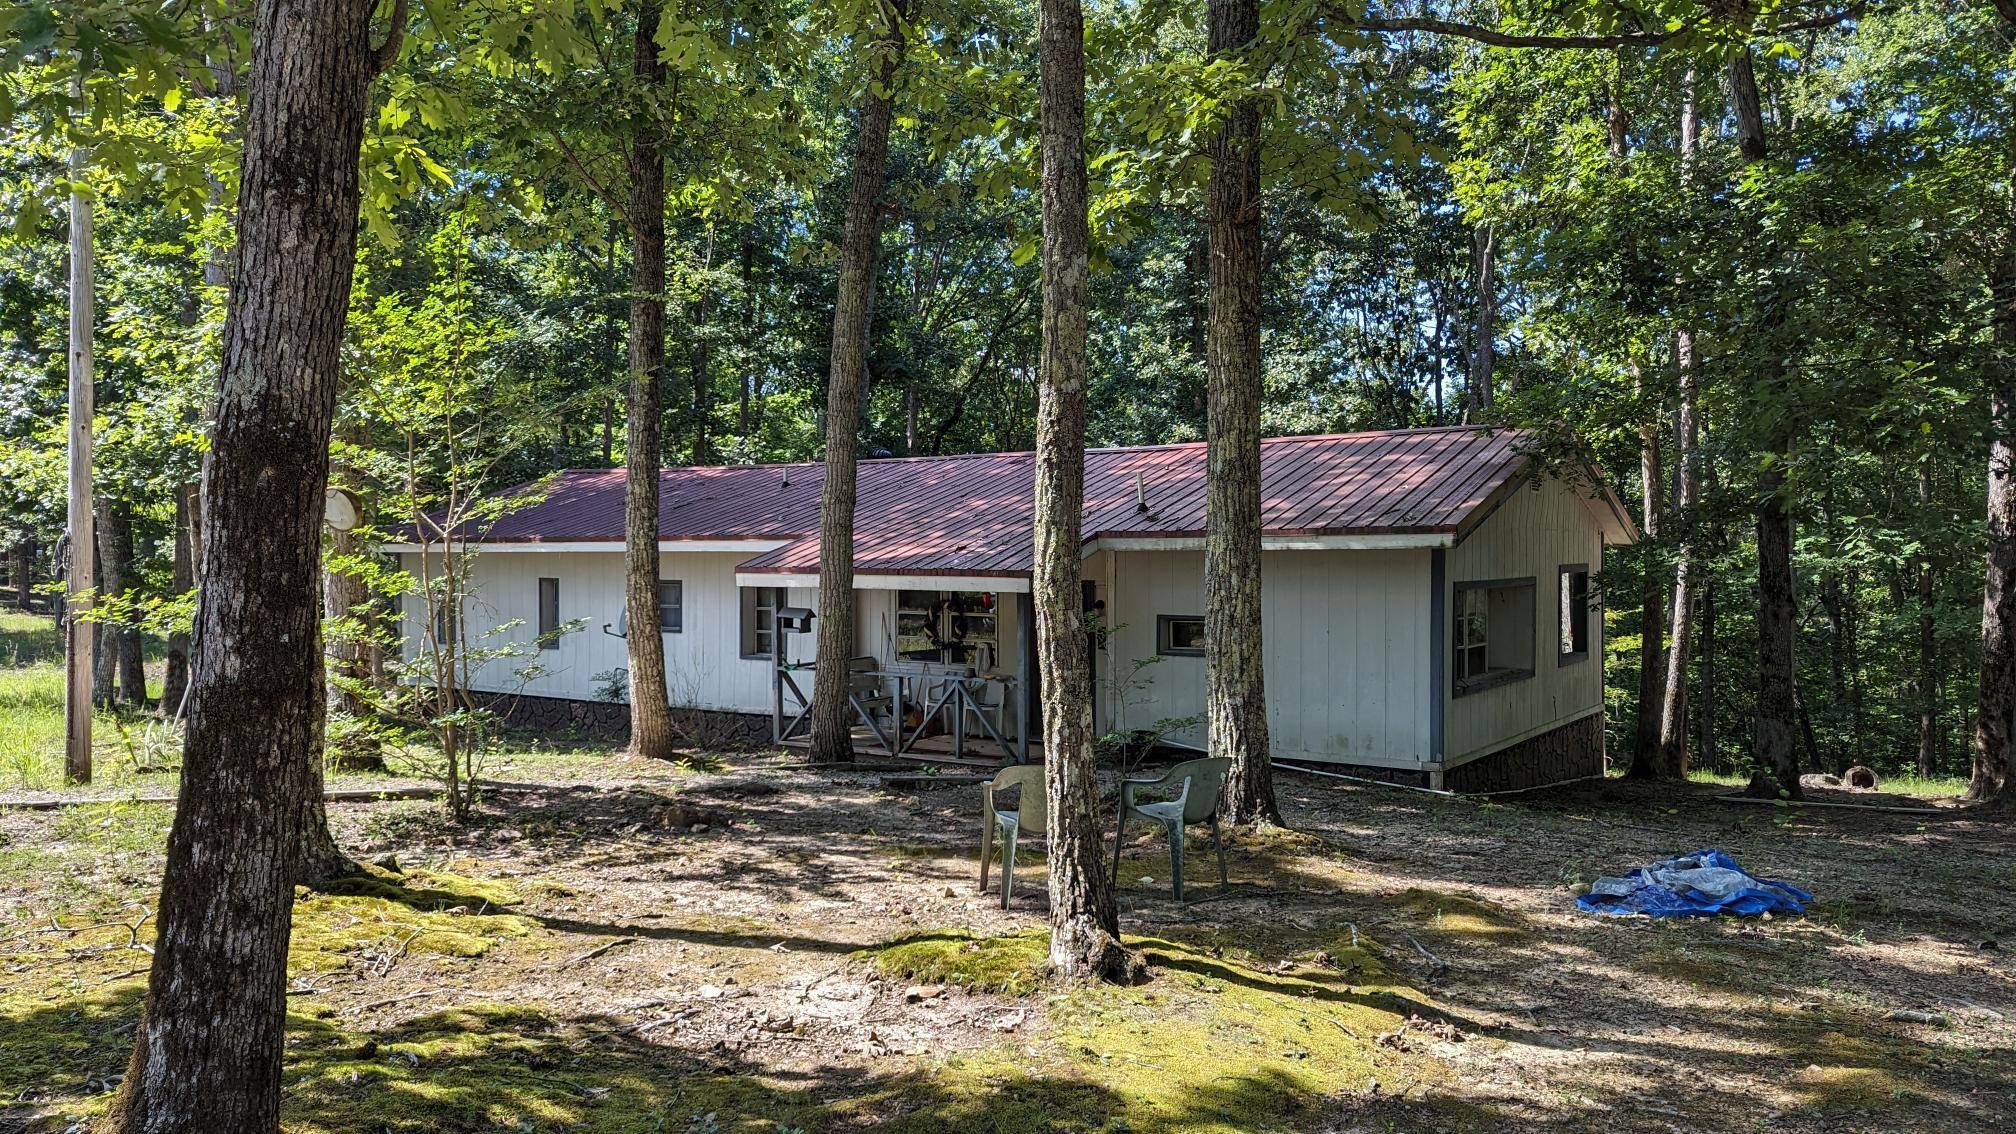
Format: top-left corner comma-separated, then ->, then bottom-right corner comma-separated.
64,81 -> 95,785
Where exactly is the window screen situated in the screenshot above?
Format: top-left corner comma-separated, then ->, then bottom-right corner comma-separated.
1452,578 -> 1536,694
657,580 -> 682,633
741,586 -> 780,658
537,577 -> 560,649
1558,565 -> 1590,662
1157,615 -> 1206,656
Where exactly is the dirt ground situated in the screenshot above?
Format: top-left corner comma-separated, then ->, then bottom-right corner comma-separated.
2,748 -> 2012,1133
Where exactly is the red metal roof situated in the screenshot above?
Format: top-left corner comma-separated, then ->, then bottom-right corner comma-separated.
450,426 -> 1630,574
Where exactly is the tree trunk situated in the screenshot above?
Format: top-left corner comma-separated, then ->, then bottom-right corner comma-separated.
1464,223 -> 1496,420
1971,239 -> 2016,807
622,4 -> 679,762
809,0 -> 907,763
1204,0 -> 1278,827
739,230 -> 757,445
1699,578 -> 1719,770
1727,47 -> 1802,800
12,538 -> 32,610
1918,463 -> 1939,778
298,615 -> 358,887
102,0 -> 392,1128
691,227 -> 715,464
90,497 -> 116,708
1037,0 -> 1133,983
1655,73 -> 1702,776
162,486 -> 193,713
110,502 -> 146,705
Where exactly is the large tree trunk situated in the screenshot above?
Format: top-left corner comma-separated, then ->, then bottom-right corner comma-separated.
1971,240 -> 2016,807
1037,0 -> 1132,983
1727,47 -> 1802,800
1632,367 -> 1664,771
622,3 -> 679,762
808,0 -> 906,764
1655,73 -> 1702,777
1204,0 -> 1278,827
65,97 -> 95,782
102,0 -> 393,1128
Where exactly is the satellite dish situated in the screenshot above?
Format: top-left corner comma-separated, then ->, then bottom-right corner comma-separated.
324,487 -> 363,532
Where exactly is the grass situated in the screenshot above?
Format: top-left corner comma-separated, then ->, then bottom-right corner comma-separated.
1684,767 -> 1973,796
0,611 -> 181,793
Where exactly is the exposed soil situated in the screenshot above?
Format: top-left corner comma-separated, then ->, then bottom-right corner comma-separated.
2,748 -> 2011,1132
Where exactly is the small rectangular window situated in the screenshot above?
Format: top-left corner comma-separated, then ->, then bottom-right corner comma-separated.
741,586 -> 780,659
1453,578 -> 1536,695
537,577 -> 560,649
657,580 -> 682,633
1157,614 -> 1206,657
1558,565 -> 1590,664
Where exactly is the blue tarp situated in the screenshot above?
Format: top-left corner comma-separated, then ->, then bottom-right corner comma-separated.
1576,848 -> 1812,918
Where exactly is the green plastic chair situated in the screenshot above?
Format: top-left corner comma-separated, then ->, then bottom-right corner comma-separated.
1111,756 -> 1232,901
978,764 -> 1047,908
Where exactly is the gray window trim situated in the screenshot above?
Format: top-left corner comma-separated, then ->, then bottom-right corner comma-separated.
1452,576 -> 1536,697
1156,614 -> 1206,657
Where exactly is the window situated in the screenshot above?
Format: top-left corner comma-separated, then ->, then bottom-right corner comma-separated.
741,586 -> 781,659
1452,578 -> 1535,695
537,577 -> 561,649
657,580 -> 682,633
1157,614 -> 1206,657
1558,564 -> 1591,664
894,590 -> 1000,667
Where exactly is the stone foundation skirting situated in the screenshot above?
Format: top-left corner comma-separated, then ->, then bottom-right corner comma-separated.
476,691 -> 771,749
1440,711 -> 1606,794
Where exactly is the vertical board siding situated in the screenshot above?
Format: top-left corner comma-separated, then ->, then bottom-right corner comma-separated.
402,556 -> 1022,725
402,551 -> 785,714
1442,477 -> 1607,764
1100,547 -> 1432,767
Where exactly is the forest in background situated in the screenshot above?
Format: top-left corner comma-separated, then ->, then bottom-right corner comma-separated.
2,0 -> 2011,787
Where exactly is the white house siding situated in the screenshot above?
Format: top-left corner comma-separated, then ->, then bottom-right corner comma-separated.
401,549 -> 816,716
1097,547 -> 1433,768
1441,476 -> 1607,767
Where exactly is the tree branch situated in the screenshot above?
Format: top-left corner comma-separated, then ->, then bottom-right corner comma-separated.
373,0 -> 410,76
1988,0 -> 2016,25
1323,3 -> 1863,50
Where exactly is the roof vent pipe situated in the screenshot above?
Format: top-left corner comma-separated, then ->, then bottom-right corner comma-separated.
1134,471 -> 1148,513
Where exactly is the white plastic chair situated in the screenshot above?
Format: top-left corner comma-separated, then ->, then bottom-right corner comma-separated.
1111,756 -> 1232,901
977,764 -> 1047,907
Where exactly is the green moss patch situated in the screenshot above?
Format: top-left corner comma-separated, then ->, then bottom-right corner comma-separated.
1392,887 -> 1528,941
863,929 -> 1447,1133
290,865 -> 536,975
863,929 -> 1051,996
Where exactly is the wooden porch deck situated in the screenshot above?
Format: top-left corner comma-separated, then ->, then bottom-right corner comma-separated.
778,728 -> 1041,768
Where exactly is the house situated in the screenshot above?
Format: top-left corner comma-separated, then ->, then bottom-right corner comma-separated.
384,424 -> 1637,792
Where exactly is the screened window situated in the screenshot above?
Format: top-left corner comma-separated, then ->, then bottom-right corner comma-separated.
537,577 -> 560,649
741,586 -> 781,659
1453,578 -> 1535,695
1558,565 -> 1591,664
1157,615 -> 1206,657
657,580 -> 683,633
